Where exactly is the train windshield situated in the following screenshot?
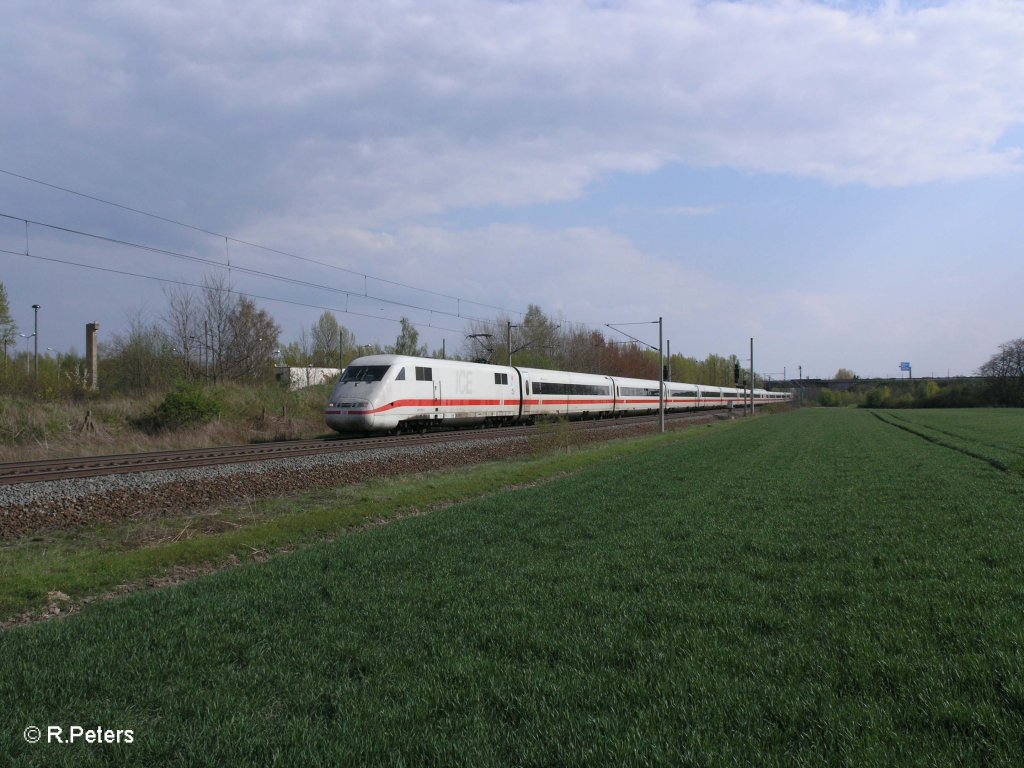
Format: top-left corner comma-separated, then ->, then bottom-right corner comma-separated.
340,365 -> 390,383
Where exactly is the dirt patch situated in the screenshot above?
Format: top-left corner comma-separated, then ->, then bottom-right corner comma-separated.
3,559 -> 233,629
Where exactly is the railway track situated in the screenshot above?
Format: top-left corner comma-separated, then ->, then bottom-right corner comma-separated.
0,411 -> 722,486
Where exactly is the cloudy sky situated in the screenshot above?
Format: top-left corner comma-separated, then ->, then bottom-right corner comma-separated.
2,0 -> 1023,379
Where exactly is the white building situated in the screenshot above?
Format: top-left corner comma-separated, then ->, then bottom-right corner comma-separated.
274,366 -> 342,391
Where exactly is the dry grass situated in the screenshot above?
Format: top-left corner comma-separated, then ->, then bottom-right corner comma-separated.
0,383 -> 333,461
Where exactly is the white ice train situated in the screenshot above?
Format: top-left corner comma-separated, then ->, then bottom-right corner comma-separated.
324,354 -> 790,433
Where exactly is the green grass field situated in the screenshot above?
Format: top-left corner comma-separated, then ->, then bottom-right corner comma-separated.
2,408 -> 1024,766
874,409 -> 1024,474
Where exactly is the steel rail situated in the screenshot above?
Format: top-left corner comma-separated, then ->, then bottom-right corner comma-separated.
0,410 -> 724,486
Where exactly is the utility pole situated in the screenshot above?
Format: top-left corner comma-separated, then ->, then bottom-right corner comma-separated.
659,317 -> 665,433
605,318 -> 664,433
32,304 -> 40,386
749,337 -> 755,416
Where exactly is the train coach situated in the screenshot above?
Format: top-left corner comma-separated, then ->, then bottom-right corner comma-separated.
325,354 -> 789,433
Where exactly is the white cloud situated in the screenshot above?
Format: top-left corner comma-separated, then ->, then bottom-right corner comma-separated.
3,0 -> 1024,375
5,0 -> 1024,227
654,206 -> 719,217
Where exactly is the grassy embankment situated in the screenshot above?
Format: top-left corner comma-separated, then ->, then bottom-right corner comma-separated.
0,383 -> 333,461
3,408 -> 1024,766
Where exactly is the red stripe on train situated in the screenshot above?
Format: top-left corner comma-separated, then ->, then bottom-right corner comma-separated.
343,396 -> 774,415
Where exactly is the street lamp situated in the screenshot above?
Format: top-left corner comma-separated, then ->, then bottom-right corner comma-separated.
19,332 -> 35,376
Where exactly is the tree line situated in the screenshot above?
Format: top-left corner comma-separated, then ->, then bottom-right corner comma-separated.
815,340 -> 1024,409
463,304 -> 749,385
5,275 -> 1022,404
0,276 -> 447,395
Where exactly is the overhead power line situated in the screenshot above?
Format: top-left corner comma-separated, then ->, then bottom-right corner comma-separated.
1,246 -> 467,337
0,211 -> 505,327
1,169 -> 638,338
0,167 -> 523,318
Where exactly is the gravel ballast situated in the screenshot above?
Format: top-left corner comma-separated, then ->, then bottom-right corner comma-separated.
0,416 -> 725,539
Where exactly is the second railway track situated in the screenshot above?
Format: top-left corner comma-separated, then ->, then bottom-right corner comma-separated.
0,411 -> 723,486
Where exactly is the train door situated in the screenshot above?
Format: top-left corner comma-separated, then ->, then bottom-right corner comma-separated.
433,379 -> 442,418
512,368 -> 526,422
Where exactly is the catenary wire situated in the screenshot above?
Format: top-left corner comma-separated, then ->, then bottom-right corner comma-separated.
1,174 -> 660,342
2,247 -> 468,336
0,211 -> 503,325
0,167 -> 522,317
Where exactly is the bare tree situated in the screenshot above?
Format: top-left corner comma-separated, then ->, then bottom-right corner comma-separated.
0,281 -> 17,377
460,303 -> 754,385
979,337 -> 1024,406
291,326 -> 313,366
200,273 -> 238,382
163,285 -> 201,380
560,325 -> 604,373
221,296 -> 279,380
104,310 -> 175,392
164,273 -> 280,382
310,311 -> 357,367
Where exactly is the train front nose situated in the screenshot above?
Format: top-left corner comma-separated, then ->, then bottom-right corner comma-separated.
324,399 -> 376,432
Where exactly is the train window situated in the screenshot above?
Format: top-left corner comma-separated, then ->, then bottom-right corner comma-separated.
533,381 -> 610,396
395,368 -> 406,381
415,366 -> 432,381
494,373 -> 508,385
340,365 -> 390,383
619,386 -> 659,397
702,391 -> 720,398
671,389 -> 697,397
